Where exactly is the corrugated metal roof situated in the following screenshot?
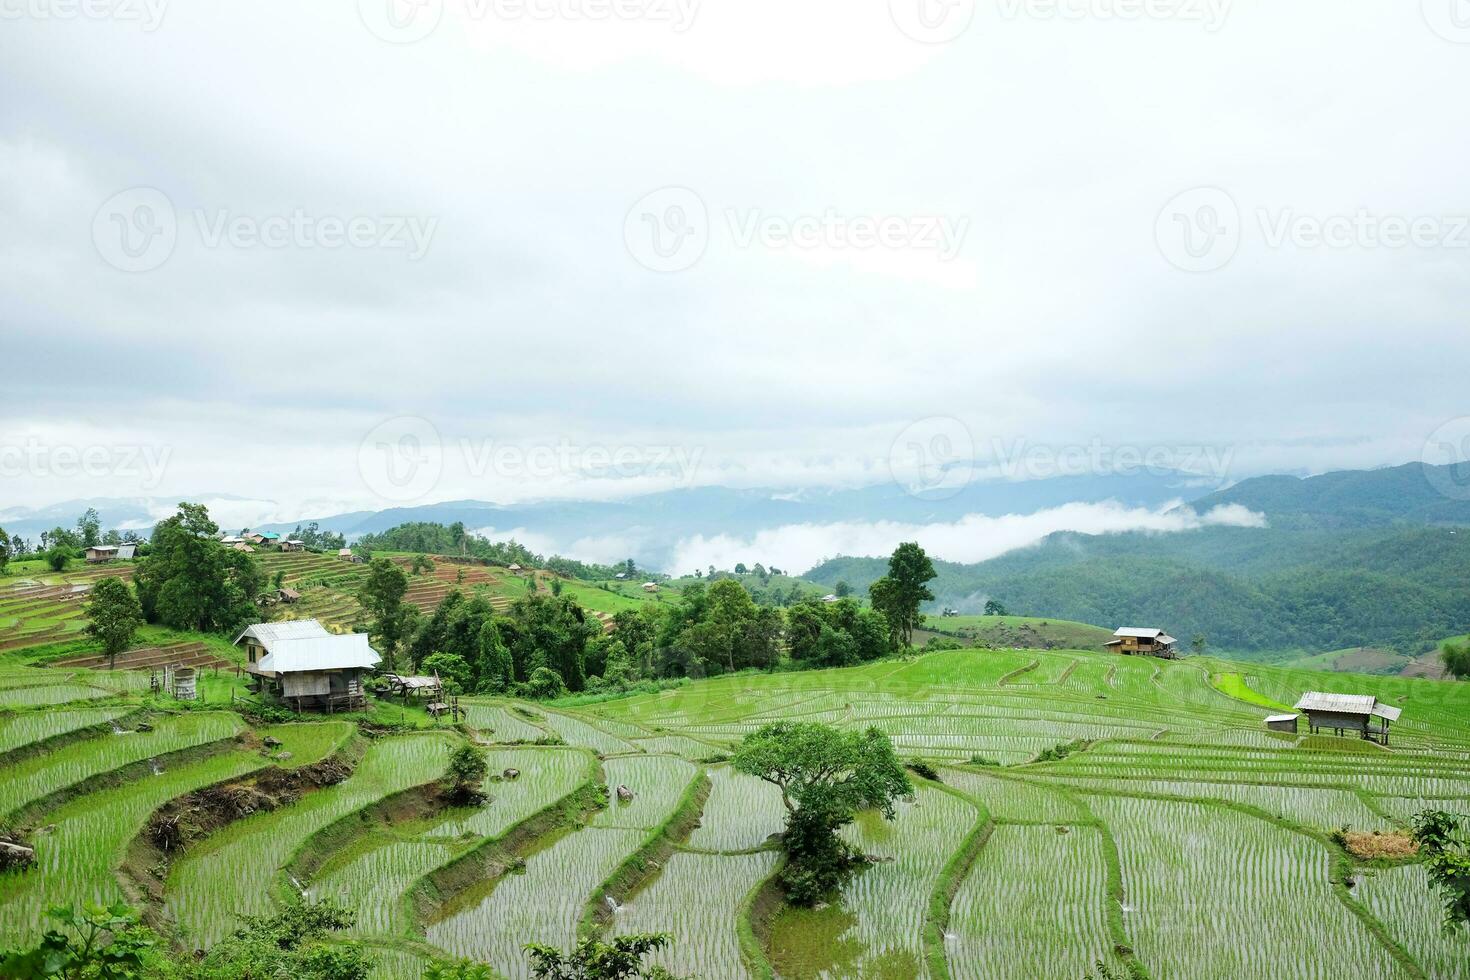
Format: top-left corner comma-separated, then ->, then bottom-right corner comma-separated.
1113,627 -> 1164,638
1157,634 -> 1178,646
116,545 -> 136,560
258,633 -> 380,674
1264,714 -> 1300,723
233,619 -> 332,646
1371,703 -> 1403,722
1293,691 -> 1390,717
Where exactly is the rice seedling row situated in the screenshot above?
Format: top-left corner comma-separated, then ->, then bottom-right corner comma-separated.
0,750 -> 265,945
610,849 -> 780,979
0,712 -> 245,819
1087,795 -> 1409,979
0,706 -> 133,756
1356,863 -> 1470,980
946,825 -> 1117,979
166,733 -> 455,950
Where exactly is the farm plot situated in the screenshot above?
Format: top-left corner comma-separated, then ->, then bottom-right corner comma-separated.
940,769 -> 1085,824
461,702 -> 547,742
1357,863 -> 1470,980
427,826 -> 647,979
538,711 -> 639,755
0,712 -> 245,818
686,764 -> 786,853
166,733 -> 455,950
1088,795 -> 1409,979
768,785 -> 979,979
0,682 -> 111,708
0,705 -> 133,756
593,755 -> 698,830
0,750 -> 265,945
611,849 -> 780,979
1035,776 -> 1391,830
946,825 -> 1116,979
308,746 -> 595,940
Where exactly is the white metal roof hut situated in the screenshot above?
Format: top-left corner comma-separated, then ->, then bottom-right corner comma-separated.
85,545 -> 119,563
1105,627 -> 1179,659
234,619 -> 380,713
1293,692 -> 1402,746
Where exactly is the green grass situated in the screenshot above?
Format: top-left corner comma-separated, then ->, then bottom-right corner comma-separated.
1210,672 -> 1295,712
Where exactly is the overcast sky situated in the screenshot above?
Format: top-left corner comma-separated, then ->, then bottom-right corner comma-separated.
4,0 -> 1470,525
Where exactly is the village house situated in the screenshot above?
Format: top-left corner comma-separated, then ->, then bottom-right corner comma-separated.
235,619 -> 379,712
84,545 -> 119,563
1292,692 -> 1401,746
280,539 -> 306,552
642,581 -> 659,593
1105,627 -> 1178,659
221,535 -> 245,546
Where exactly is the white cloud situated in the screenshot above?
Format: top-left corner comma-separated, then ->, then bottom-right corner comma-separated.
668,501 -> 1267,574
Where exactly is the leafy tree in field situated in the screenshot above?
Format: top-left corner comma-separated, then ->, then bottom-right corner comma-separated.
734,563 -> 748,575
40,526 -> 81,553
1442,639 -> 1470,681
983,598 -> 1007,617
411,554 -> 435,575
505,592 -> 600,691
0,902 -> 157,979
102,529 -> 123,546
1412,809 -> 1470,930
733,722 -> 911,906
0,528 -> 11,573
524,934 -> 685,980
867,543 -> 936,649
76,508 -> 101,548
834,580 -> 851,597
133,503 -> 263,634
444,743 -> 489,804
358,558 -> 412,672
86,577 -> 143,670
422,652 -> 472,693
526,666 -> 568,700
45,547 -> 71,572
1191,634 -> 1208,655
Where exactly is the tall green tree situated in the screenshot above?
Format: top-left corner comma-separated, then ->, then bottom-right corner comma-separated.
358,558 -> 411,671
1442,639 -> 1470,681
133,503 -> 263,634
76,508 -> 101,548
867,543 -> 936,649
86,577 -> 143,670
0,527 -> 11,575
733,722 -> 911,905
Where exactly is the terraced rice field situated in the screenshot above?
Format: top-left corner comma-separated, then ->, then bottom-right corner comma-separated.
0,712 -> 245,818
0,644 -> 1467,979
946,825 -> 1116,979
0,705 -> 133,756
166,733 -> 456,949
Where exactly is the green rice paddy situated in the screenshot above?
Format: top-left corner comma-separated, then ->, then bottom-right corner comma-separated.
1,643 -> 1467,979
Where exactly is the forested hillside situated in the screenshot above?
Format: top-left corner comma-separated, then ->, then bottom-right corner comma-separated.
807,525 -> 1470,656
